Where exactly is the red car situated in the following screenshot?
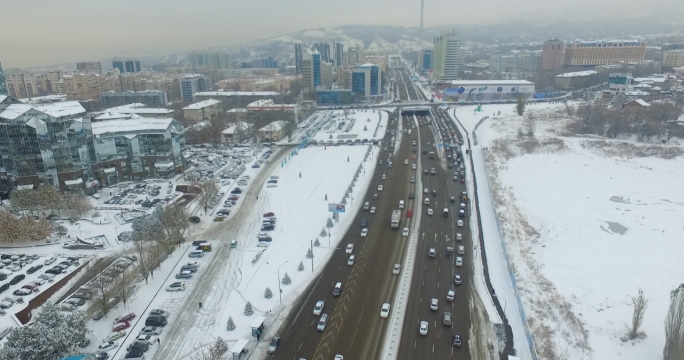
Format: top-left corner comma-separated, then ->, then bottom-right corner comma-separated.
263,212 -> 275,218
114,313 -> 136,323
460,178 -> 465,184
112,321 -> 131,332
406,209 -> 413,218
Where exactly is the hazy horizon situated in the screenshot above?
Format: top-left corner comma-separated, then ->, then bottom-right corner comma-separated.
0,0 -> 681,68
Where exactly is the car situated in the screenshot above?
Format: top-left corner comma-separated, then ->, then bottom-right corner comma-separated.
97,341 -> 119,353
124,348 -> 145,360
180,264 -> 199,273
403,159 -> 409,165
456,256 -> 463,266
360,229 -> 368,237
112,322 -> 131,332
175,271 -> 192,279
452,334 -> 462,347
380,303 -> 391,318
166,282 -> 186,291
457,220 -> 464,227
0,300 -> 13,309
458,246 -> 465,255
381,174 -> 386,180
149,309 -> 169,318
317,314 -> 329,331
423,188 -> 429,194
313,300 -> 324,316
406,209 -> 413,218
26,264 -> 43,274
92,310 -> 104,320
443,312 -> 452,326
411,164 -> 416,170
332,282 -> 343,296
345,244 -> 354,254
114,313 -> 136,323
188,216 -> 200,223
139,326 -> 162,336
360,218 -> 367,227
370,206 -> 376,214
427,208 -> 433,216
134,335 -> 153,345
432,190 -> 437,196
402,228 -> 409,237
377,185 -> 383,191
267,335 -> 282,354
454,274 -> 462,285
145,315 -> 167,327
127,341 -> 150,352
428,248 -> 436,258
419,321 -> 429,336
408,192 -> 414,200
9,274 -> 24,285
347,255 -> 356,266
104,331 -> 126,342
44,257 -> 57,266
456,233 -> 463,241
334,355 -> 343,360
430,298 -> 439,311
460,178 -> 465,184
13,288 -> 32,296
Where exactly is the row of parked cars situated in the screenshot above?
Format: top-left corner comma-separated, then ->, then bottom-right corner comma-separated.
98,309 -> 169,360
252,149 -> 273,169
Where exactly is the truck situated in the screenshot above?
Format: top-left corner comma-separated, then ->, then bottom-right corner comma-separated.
390,210 -> 401,229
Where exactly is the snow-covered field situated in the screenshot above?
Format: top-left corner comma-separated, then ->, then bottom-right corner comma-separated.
299,109 -> 388,144
452,103 -> 684,360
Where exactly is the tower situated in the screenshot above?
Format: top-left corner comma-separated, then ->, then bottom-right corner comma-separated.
420,0 -> 424,30
0,59 -> 7,96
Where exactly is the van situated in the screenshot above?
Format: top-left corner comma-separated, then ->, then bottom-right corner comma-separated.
198,243 -> 212,252
317,314 -> 329,331
230,241 -> 238,248
363,202 -> 370,211
443,208 -> 449,217
188,251 -> 204,258
399,200 -> 405,209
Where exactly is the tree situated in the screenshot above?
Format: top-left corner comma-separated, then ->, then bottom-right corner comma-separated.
298,261 -> 304,271
91,274 -> 114,315
159,204 -> 189,249
190,336 -> 229,360
664,284 -> 684,360
281,273 -> 291,285
199,180 -> 218,213
523,114 -> 536,137
627,288 -> 648,340
244,302 -> 254,316
306,248 -> 313,259
61,193 -> 93,221
314,238 -> 320,247
283,119 -> 297,141
113,267 -> 135,307
516,95 -> 526,116
226,316 -> 236,331
326,218 -> 334,228
0,210 -> 53,243
132,239 -> 154,284
264,287 -> 273,299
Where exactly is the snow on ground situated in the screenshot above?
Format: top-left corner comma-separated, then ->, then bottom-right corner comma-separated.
452,102 -> 684,360
299,109 -> 388,144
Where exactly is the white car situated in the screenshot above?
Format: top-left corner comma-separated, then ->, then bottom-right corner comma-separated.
44,257 -> 57,266
313,300 -> 324,316
334,356 -> 344,360
380,303 -> 391,318
424,188 -> 429,194
139,326 -> 162,336
361,228 -> 368,237
457,220 -> 464,227
411,164 -> 416,170
347,255 -> 356,266
378,185 -> 384,192
430,298 -> 439,311
428,248 -> 436,258
382,174 -> 386,180
404,159 -> 409,165
419,321 -> 429,336
447,289 -> 455,302
458,246 -> 465,255
456,257 -> 463,266
427,208 -> 433,216
402,228 -> 409,237
456,233 -> 463,241
97,341 -> 119,353
392,264 -> 401,275
166,282 -> 186,292
103,331 -> 126,342
345,244 -> 354,254
370,206 -> 376,214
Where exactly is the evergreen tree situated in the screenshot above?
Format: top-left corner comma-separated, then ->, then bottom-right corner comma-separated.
226,316 -> 236,331
314,238 -> 321,247
320,228 -> 327,237
264,287 -> 273,299
282,273 -> 292,285
298,261 -> 304,271
326,218 -> 334,228
244,302 -> 254,316
215,337 -> 228,354
306,248 -> 313,259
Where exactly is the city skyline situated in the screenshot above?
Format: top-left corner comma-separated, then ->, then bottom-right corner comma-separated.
1,0 -> 678,68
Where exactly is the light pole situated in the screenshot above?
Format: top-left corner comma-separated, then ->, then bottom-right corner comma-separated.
277,261 -> 288,305
310,240 -> 314,272
327,229 -> 331,247
502,298 -> 507,314
114,226 -> 119,242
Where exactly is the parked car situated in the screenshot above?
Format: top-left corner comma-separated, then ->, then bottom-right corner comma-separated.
123,348 -> 145,360
267,335 -> 281,354
97,341 -> 119,353
26,264 -> 43,274
103,331 -> 126,342
149,309 -> 169,318
115,313 -> 136,323
144,315 -> 167,327
139,326 -> 163,336
12,289 -> 32,296
175,271 -> 192,279
188,216 -> 200,223
9,274 -> 24,285
112,322 -> 131,332
127,341 -> 150,352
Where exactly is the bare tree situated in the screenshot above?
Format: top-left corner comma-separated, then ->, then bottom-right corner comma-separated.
664,284 -> 684,360
516,95 -> 526,116
61,193 -> 93,221
112,267 -> 135,307
190,338 -> 228,360
132,240 -> 154,284
0,210 -> 53,243
159,204 -> 189,248
91,275 -> 113,315
199,180 -> 218,213
523,113 -> 536,137
627,288 -> 648,340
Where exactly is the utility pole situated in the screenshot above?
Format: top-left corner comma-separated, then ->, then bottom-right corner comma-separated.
310,240 -> 314,272
420,0 -> 424,30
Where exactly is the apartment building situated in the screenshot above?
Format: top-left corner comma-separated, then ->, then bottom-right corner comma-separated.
433,31 -> 461,82
4,73 -> 42,99
221,121 -> 253,144
489,50 -> 540,73
189,50 -> 231,70
541,38 -> 565,70
76,62 -> 102,73
663,50 -> 684,67
180,74 -> 210,102
418,49 -> 434,72
258,120 -> 287,142
62,72 -> 121,101
101,90 -> 168,108
563,40 -> 646,67
182,99 -> 222,121
0,60 -> 6,96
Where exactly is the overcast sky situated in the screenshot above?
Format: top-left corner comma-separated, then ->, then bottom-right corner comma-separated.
0,0 -> 677,68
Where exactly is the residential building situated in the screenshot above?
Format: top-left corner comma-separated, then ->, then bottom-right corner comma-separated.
62,72 -> 121,101
555,70 -> 599,89
334,43 -> 344,67
541,38 -> 565,70
443,80 -> 535,102
76,62 -> 102,73
94,103 -> 175,121
4,73 -> 41,99
0,97 -> 96,192
663,50 -> 684,67
489,50 -> 540,73
19,95 -> 68,105
433,31 -> 461,82
352,64 -> 382,98
316,90 -> 356,104
189,50 -> 230,70
101,90 -> 168,108
193,91 -> 280,112
320,62 -> 333,90
346,46 -> 362,66
0,60 -> 6,96
221,121 -> 253,144
245,99 -> 295,112
112,58 -> 142,73
563,40 -> 646,67
91,117 -> 185,183
258,120 -> 286,142
605,73 -> 634,95
180,74 -> 210,102
418,49 -> 433,72
182,99 -> 222,121
622,99 -> 650,109
301,53 -> 313,93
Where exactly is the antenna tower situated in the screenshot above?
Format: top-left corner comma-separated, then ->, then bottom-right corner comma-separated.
420,0 -> 424,30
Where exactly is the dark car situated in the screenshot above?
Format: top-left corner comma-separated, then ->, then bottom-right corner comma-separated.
452,334 -> 462,347
124,348 -> 145,359
188,216 -> 200,223
127,341 -> 150,352
261,224 -> 275,231
267,335 -> 281,354
0,283 -> 9,293
408,193 -> 415,200
217,209 -> 230,216
0,274 -> 6,281
360,218 -> 367,227
145,315 -> 167,327
191,240 -> 205,246
9,274 -> 25,285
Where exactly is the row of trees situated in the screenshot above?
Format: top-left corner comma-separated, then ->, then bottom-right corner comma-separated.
184,111 -> 299,147
9,186 -> 92,220
0,210 -> 53,243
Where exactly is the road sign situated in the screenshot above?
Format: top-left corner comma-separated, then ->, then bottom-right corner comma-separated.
328,203 -> 346,213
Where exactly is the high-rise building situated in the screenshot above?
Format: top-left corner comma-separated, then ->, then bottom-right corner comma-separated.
261,56 -> 278,69
663,50 -> 684,67
112,58 -> 142,73
433,31 -> 461,82
294,43 -> 305,74
418,49 -> 433,71
4,74 -> 41,99
301,54 -> 313,93
312,52 -> 321,88
335,43 -> 344,67
541,38 -> 565,70
320,62 -> 333,90
346,46 -> 362,66
0,59 -> 6,96
314,43 -> 331,63
489,51 -> 540,73
352,64 -> 382,98
62,72 -> 121,101
76,62 -> 102,73
188,50 -> 230,70
101,90 -> 168,108
180,74 -> 210,102
563,40 -> 646,67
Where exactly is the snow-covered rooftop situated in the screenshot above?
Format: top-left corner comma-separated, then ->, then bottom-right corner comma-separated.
556,70 -> 598,78
34,101 -> 86,118
0,96 -> 7,103
0,104 -> 33,120
194,91 -> 280,97
221,121 -> 253,134
91,118 -> 175,135
183,99 -> 221,110
259,120 -> 286,132
449,80 -> 534,85
94,112 -> 138,121
19,95 -> 68,104
625,90 -> 650,96
102,103 -> 174,115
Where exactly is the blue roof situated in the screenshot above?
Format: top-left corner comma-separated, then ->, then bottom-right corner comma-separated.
60,355 -> 95,360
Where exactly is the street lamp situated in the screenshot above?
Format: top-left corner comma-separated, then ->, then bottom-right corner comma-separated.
276,261 -> 289,305
114,226 -> 119,242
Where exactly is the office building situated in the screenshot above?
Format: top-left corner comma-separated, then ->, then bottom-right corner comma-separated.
314,43 -> 331,63
294,43 -> 305,74
180,74 -> 210,102
489,51 -> 540,73
101,90 -> 168,108
541,38 -> 565,70
112,58 -> 142,73
418,49 -> 433,72
301,53 -> 313,93
352,64 -> 382,98
316,90 -> 356,104
0,59 -> 6,96
182,99 -> 222,121
433,31 -> 461,82
321,62 -> 333,90
312,52 -> 322,89
91,117 -> 185,183
76,62 -> 102,73
563,40 -> 646,67
346,46 -> 362,66
0,97 -> 96,191
663,50 -> 684,67
188,50 -> 230,70
261,56 -> 278,69
335,43 -> 344,67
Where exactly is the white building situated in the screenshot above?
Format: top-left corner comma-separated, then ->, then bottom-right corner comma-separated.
182,98 -> 222,121
443,80 -> 535,101
221,121 -> 254,144
258,120 -> 287,142
433,31 -> 461,82
94,103 -> 175,121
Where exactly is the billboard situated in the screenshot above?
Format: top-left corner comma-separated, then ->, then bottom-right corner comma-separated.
328,203 -> 346,213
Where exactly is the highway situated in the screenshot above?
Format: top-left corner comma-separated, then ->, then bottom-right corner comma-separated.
397,108 -> 472,359
272,109 -> 417,360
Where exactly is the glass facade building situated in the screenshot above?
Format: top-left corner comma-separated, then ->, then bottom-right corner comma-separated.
312,53 -> 322,88
352,64 -> 381,98
316,90 -> 356,104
